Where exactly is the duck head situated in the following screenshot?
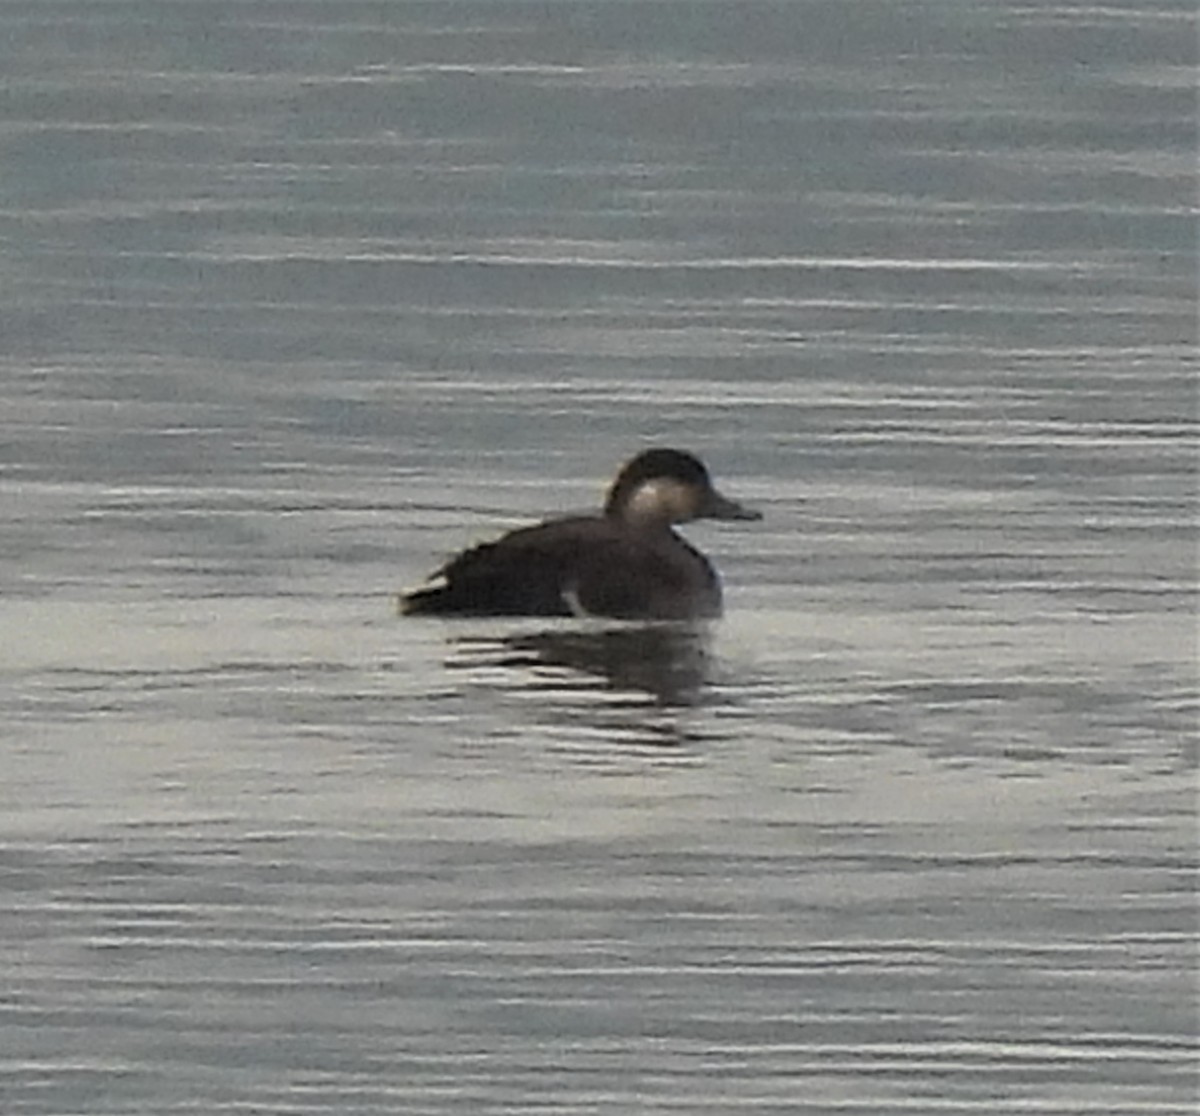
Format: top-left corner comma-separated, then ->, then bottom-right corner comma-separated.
604,448 -> 761,528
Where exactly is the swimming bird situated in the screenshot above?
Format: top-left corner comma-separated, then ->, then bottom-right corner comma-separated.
401,448 -> 761,620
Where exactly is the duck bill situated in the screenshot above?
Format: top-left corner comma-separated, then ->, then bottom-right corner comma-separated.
702,489 -> 762,522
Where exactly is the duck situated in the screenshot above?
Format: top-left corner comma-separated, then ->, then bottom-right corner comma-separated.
400,448 -> 761,620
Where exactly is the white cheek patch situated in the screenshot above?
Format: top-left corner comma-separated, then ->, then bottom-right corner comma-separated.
626,478 -> 694,523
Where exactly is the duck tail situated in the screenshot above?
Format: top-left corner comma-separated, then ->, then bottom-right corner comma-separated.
398,583 -> 458,615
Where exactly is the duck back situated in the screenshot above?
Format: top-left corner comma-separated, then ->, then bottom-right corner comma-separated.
401,516 -> 721,619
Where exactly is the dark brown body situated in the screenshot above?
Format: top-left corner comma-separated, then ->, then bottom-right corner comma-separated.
401,449 -> 759,621
401,515 -> 723,620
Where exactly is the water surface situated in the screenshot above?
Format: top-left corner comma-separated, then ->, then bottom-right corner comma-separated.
0,1 -> 1195,1112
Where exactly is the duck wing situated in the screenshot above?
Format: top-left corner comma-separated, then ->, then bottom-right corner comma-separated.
403,518 -> 722,619
401,517 -> 607,616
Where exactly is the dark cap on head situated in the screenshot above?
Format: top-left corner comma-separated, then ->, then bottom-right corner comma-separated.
604,448 -> 760,522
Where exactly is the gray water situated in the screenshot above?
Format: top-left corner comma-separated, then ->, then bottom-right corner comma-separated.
1,2 -> 1196,1113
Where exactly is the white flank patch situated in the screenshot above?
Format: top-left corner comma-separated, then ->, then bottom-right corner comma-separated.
561,586 -> 591,618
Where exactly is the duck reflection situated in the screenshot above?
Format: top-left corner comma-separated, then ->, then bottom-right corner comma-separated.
449,621 -> 714,708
